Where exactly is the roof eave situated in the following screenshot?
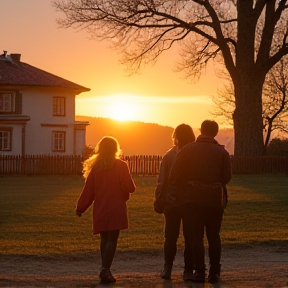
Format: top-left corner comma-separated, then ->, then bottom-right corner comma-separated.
0,84 -> 91,94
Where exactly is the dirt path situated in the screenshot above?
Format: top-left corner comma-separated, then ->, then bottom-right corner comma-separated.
1,245 -> 288,288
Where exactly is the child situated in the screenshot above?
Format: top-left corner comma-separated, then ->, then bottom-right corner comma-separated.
76,136 -> 136,283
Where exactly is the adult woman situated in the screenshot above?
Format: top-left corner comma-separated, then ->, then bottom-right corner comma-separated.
76,136 -> 136,283
154,124 -> 195,281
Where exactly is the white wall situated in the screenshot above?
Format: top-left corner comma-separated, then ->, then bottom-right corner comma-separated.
75,129 -> 86,156
21,87 -> 76,155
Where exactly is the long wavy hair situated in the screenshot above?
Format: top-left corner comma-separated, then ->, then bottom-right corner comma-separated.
82,136 -> 121,179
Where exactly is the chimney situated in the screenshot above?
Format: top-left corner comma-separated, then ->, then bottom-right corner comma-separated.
10,54 -> 21,62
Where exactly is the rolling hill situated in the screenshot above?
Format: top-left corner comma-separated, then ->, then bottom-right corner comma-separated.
76,116 -> 174,155
76,116 -> 235,155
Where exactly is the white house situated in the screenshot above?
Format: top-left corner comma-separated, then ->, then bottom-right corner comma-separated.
0,51 -> 90,156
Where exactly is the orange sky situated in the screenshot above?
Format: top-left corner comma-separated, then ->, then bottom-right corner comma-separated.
1,0 -> 223,130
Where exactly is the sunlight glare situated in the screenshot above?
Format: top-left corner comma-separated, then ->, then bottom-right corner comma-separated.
76,94 -> 214,128
106,94 -> 140,121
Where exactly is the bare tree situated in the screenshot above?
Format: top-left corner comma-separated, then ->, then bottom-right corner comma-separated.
210,83 -> 235,127
262,58 -> 288,150
211,57 -> 288,154
52,0 -> 288,156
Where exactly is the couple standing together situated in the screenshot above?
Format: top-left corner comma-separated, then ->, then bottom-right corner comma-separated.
154,120 -> 232,284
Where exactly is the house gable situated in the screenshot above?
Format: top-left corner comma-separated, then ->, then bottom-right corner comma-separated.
0,51 -> 90,156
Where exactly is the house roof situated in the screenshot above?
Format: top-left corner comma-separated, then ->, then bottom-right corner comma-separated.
0,53 -> 90,94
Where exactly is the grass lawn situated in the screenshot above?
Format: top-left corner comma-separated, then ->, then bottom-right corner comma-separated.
0,174 -> 288,256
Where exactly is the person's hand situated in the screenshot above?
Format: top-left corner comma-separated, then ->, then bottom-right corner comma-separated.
153,200 -> 166,214
76,211 -> 82,217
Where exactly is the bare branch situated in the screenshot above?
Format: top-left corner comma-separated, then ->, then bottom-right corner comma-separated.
52,0 -> 288,156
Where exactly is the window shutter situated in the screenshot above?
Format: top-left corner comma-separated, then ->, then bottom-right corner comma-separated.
15,91 -> 22,114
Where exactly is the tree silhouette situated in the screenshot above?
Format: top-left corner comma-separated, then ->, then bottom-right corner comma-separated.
211,58 -> 288,154
262,59 -> 288,151
53,0 -> 288,156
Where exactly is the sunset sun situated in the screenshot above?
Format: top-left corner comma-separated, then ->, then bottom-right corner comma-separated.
107,102 -> 135,121
106,94 -> 141,121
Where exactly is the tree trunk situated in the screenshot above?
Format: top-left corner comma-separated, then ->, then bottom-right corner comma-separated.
233,81 -> 264,156
232,1 -> 266,157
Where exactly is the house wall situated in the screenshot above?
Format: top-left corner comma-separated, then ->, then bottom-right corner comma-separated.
21,87 -> 76,155
75,128 -> 86,155
11,125 -> 23,154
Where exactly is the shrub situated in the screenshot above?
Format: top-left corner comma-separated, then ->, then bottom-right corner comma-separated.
82,145 -> 95,160
266,138 -> 288,156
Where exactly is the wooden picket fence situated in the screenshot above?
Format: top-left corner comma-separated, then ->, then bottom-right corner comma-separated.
124,155 -> 162,176
0,155 -> 287,175
230,156 -> 288,174
0,155 -> 163,175
0,155 -> 83,175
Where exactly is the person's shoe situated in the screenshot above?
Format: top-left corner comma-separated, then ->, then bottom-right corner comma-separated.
190,270 -> 205,282
208,273 -> 220,284
208,264 -> 221,284
160,266 -> 172,280
183,270 -> 194,282
99,268 -> 116,283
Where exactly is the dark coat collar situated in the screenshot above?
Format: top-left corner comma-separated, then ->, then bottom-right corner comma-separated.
196,135 -> 218,145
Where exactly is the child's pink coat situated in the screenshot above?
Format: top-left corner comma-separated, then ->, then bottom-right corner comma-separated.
76,159 -> 136,234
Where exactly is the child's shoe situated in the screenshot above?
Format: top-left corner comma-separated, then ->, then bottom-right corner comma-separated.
160,266 -> 172,280
99,268 -> 116,283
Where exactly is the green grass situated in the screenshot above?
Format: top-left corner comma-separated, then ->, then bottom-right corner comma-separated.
0,174 -> 288,256
221,174 -> 288,246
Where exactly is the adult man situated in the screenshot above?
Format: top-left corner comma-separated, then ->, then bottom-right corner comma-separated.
168,120 -> 232,284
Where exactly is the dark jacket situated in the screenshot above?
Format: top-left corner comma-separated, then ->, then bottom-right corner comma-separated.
167,135 -> 232,206
154,146 -> 178,213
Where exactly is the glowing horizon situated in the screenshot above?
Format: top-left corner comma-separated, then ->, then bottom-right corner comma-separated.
76,94 -> 215,128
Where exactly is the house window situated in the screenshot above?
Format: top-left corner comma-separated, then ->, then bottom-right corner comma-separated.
53,97 -> 66,116
0,128 -> 12,151
0,92 -> 15,112
52,131 -> 66,152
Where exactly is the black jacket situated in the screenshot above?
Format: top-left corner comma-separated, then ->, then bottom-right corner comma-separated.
154,146 -> 178,213
167,135 -> 232,206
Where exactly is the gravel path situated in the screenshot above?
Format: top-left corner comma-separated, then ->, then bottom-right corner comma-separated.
1,245 -> 288,288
